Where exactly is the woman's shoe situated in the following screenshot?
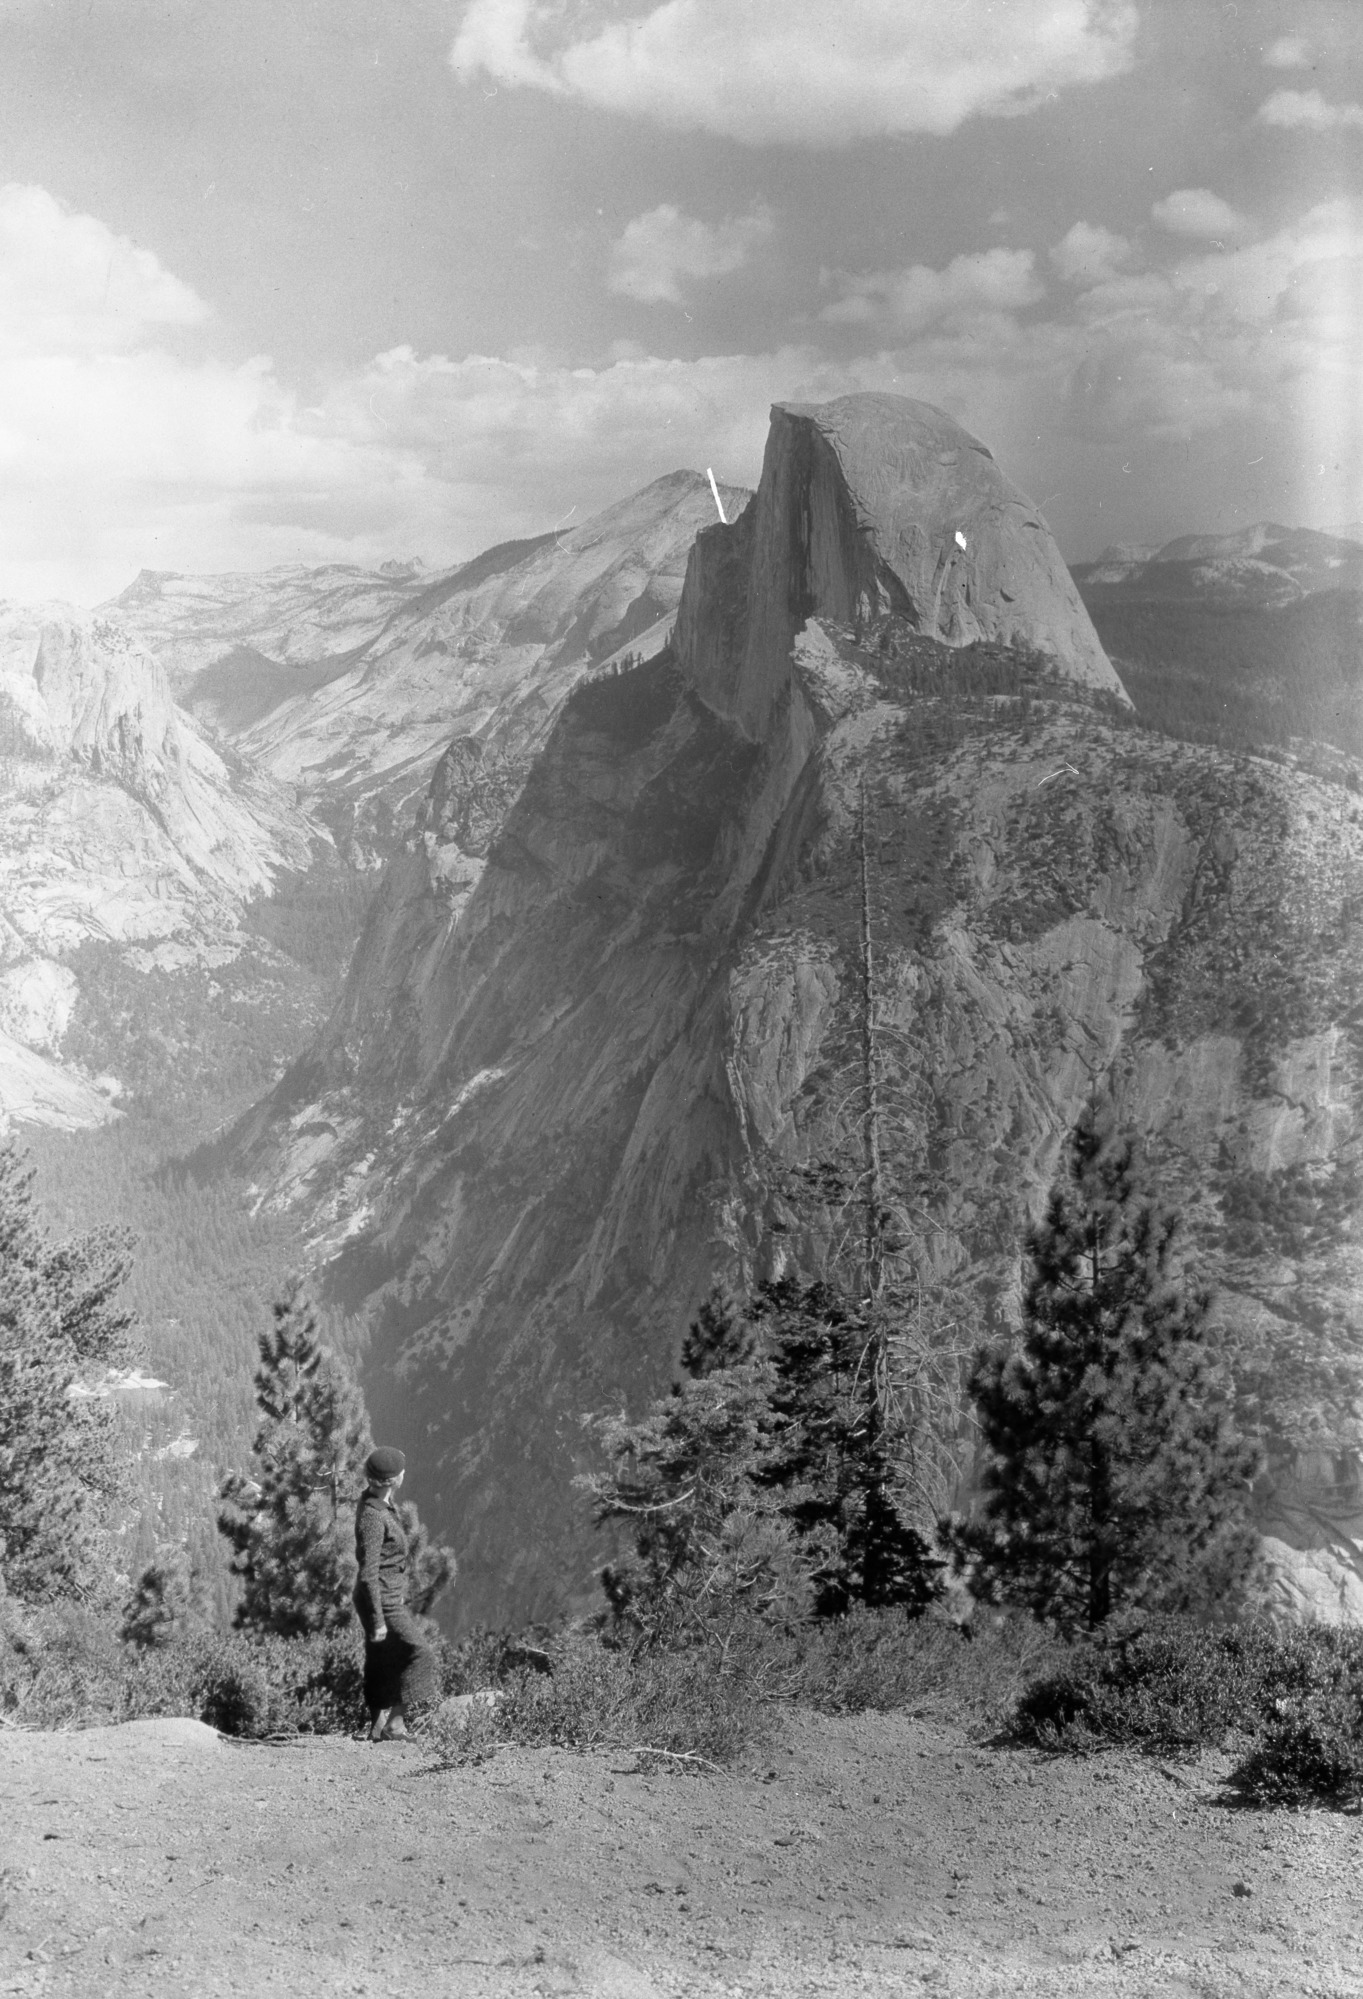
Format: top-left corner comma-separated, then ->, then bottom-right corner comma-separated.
367,1707 -> 392,1742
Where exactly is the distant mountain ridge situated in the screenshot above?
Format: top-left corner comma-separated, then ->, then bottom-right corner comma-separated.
104,561 -> 431,687
1072,524 -> 1363,769
168,469 -> 750,863
1073,521 -> 1363,609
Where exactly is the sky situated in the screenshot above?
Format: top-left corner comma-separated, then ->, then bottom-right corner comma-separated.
1,0 -> 1362,602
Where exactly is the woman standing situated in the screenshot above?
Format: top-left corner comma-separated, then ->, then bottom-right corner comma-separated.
353,1446 -> 437,1740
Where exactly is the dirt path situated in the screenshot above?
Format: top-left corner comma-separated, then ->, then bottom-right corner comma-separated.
2,1710 -> 1360,1997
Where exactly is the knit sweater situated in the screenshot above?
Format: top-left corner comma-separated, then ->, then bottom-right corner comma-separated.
353,1490 -> 409,1621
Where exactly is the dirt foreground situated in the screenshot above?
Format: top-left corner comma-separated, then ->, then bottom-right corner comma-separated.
2,1709 -> 1361,1998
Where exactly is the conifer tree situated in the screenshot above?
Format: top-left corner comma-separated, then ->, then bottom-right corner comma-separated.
582,1284 -> 812,1648
753,1278 -> 943,1617
121,1542 -> 205,1649
0,1138 -> 137,1601
585,1278 -> 943,1641
217,1281 -> 373,1636
218,1280 -> 458,1637
950,1099 -> 1260,1634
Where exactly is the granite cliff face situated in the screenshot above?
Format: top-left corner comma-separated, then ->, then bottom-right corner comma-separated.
105,561 -> 429,695
679,396 -> 1122,739
0,603 -> 316,1126
122,473 -> 749,866
236,396 -> 1363,1630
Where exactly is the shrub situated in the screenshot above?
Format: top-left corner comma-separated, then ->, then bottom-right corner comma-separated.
0,1605 -> 370,1737
428,1629 -> 773,1771
176,1630 -> 366,1737
1229,1697 -> 1363,1808
787,1606 -> 1062,1728
1012,1617 -> 1363,1803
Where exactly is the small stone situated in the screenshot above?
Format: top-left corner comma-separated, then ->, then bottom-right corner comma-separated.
1232,1881 -> 1253,1898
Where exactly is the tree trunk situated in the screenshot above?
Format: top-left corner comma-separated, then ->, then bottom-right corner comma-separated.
1087,1444 -> 1112,1627
858,775 -> 884,1308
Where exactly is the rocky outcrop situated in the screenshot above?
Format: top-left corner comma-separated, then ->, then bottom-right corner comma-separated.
136,472 -> 750,865
105,562 -> 428,692
0,603 -> 317,1123
677,396 -> 1122,738
234,397 -> 1362,1631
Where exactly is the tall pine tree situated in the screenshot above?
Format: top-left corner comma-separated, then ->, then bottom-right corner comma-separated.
218,1280 -> 457,1636
753,1278 -> 943,1618
217,1281 -> 373,1636
0,1138 -> 137,1601
583,1283 -> 811,1650
584,1277 -> 943,1644
949,1099 -> 1260,1634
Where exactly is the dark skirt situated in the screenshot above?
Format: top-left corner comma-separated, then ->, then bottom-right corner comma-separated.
359,1603 -> 437,1712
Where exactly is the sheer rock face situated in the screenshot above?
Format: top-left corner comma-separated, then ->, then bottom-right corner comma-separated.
233,400 -> 1362,1632
676,396 -> 1124,739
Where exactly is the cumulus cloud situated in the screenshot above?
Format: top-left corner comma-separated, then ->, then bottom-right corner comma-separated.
449,0 -> 1138,147
608,204 -> 773,305
0,183 -> 208,355
1257,88 -> 1363,131
1057,198 -> 1363,467
6,175 -> 1363,605
1150,188 -> 1254,242
1262,35 -> 1310,69
1050,222 -> 1133,284
822,247 -> 1044,330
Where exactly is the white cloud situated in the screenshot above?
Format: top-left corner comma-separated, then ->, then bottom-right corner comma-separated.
1263,35 -> 1310,69
822,247 -> 1044,330
1057,199 -> 1363,473
0,183 -> 208,355
1257,88 -> 1363,132
1150,188 -> 1254,242
1050,221 -> 1133,284
449,0 -> 1138,147
6,177 -> 1363,606
608,204 -> 773,305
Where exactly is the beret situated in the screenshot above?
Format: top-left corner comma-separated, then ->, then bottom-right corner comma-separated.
365,1446 -> 406,1480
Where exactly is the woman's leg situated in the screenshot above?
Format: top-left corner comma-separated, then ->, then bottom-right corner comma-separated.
376,1607 -> 436,1733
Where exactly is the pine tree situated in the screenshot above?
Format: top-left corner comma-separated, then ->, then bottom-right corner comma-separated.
582,1284 -> 811,1649
121,1542 -> 205,1649
584,1277 -> 944,1643
753,1278 -> 943,1618
217,1279 -> 458,1637
217,1281 -> 373,1637
0,1138 -> 137,1602
949,1099 -> 1260,1635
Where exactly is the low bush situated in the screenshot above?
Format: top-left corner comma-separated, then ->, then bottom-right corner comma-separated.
1012,1618 -> 1363,1805
429,1631 -> 772,1771
192,1631 -> 367,1738
1,1606 -> 369,1737
787,1607 -> 1062,1728
1227,1695 -> 1363,1808
427,1608 -> 1058,1771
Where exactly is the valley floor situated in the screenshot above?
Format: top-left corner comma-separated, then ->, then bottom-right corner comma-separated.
1,1709 -> 1359,1998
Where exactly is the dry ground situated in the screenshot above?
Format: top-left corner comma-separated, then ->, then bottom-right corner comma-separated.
2,1709 -> 1360,1998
